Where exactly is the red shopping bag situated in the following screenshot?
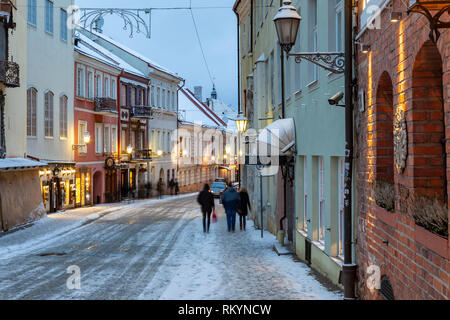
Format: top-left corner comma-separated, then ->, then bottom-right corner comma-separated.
212,207 -> 217,223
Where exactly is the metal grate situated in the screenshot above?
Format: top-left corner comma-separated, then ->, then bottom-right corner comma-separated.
380,276 -> 395,300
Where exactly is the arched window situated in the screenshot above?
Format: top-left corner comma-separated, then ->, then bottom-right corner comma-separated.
27,88 -> 37,137
410,41 -> 445,200
373,72 -> 394,211
59,95 -> 68,138
44,91 -> 54,137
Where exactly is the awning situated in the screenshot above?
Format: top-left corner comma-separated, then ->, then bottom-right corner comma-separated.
257,118 -> 296,156
219,166 -> 232,171
0,158 -> 48,172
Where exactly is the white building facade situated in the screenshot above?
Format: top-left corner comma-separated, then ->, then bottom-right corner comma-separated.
26,0 -> 76,213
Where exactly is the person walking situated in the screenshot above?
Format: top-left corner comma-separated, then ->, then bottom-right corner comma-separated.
221,182 -> 240,232
238,187 -> 251,231
169,178 -> 175,195
157,178 -> 164,199
197,184 -> 215,233
174,179 -> 179,195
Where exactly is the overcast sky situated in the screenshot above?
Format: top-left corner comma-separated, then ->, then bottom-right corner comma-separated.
75,0 -> 238,109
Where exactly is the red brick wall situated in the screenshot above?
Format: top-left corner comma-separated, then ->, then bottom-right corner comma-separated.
355,0 -> 449,300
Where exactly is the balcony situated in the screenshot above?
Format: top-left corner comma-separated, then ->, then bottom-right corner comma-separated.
130,106 -> 153,119
94,98 -> 118,114
134,149 -> 152,161
0,60 -> 19,88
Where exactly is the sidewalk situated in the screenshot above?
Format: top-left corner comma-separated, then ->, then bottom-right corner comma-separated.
0,193 -> 196,260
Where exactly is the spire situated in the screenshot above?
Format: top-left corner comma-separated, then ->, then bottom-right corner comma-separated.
211,83 -> 217,100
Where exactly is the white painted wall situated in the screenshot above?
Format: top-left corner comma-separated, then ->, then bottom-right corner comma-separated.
26,0 -> 75,162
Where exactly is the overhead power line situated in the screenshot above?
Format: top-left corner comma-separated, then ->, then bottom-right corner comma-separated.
189,7 -> 215,87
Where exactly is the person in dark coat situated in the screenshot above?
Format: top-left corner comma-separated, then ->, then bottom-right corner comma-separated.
221,182 -> 241,232
174,179 -> 179,195
197,184 -> 215,233
157,178 -> 164,199
238,187 -> 251,231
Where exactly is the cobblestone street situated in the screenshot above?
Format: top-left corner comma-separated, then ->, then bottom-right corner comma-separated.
0,195 -> 342,300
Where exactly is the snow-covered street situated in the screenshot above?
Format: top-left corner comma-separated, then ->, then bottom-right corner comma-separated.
0,195 -> 342,300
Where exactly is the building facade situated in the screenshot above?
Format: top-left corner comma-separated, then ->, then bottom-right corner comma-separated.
80,28 -> 183,196
0,0 -> 46,231
74,34 -> 122,207
177,86 -> 236,192
355,0 -> 449,299
234,0 -> 348,288
27,0 -> 76,213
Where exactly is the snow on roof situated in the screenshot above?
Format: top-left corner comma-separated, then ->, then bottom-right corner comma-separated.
179,87 -> 227,128
81,28 -> 182,80
75,33 -> 146,78
0,158 -> 47,171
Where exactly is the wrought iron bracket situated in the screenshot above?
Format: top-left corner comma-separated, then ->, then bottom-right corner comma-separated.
287,52 -> 345,74
76,8 -> 152,39
407,3 -> 450,42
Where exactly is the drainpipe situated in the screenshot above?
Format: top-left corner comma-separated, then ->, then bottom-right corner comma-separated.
176,79 -> 186,180
342,0 -> 357,300
117,70 -> 124,201
279,46 -> 287,233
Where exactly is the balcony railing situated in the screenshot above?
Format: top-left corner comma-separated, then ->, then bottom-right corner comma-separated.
134,149 -> 152,160
131,106 -> 153,119
94,98 -> 118,114
0,61 -> 19,88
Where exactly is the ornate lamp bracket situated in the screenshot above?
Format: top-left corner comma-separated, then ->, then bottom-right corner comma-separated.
407,2 -> 450,42
76,8 -> 152,39
287,52 -> 345,74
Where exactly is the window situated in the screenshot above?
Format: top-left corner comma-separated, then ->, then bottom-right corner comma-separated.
172,91 -> 176,110
111,126 -> 117,153
335,1 -> 343,52
319,157 -> 325,244
27,88 -> 37,137
77,67 -> 85,97
338,157 -> 345,257
265,59 -> 269,113
151,86 -> 155,106
121,128 -> 127,152
78,121 -> 87,153
303,157 -> 308,231
241,23 -> 246,57
45,0 -> 54,35
157,87 -> 160,107
87,71 -> 93,99
162,89 -> 166,108
95,123 -> 103,154
27,0 -> 37,26
59,95 -> 68,139
96,74 -> 102,98
309,0 -> 318,83
121,84 -> 126,106
104,76 -> 110,98
111,79 -> 116,99
270,51 -> 275,108
277,45 -> 282,105
131,87 -> 136,105
60,9 -> 67,42
104,125 -> 110,154
44,91 -> 54,138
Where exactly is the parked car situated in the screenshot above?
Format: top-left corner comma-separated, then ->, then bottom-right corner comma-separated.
214,177 -> 226,183
211,181 -> 227,198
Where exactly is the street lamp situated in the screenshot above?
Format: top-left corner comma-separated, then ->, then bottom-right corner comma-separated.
235,113 -> 248,133
235,113 -> 248,189
72,131 -> 91,151
273,0 -> 301,53
127,145 -> 133,155
273,0 -> 345,74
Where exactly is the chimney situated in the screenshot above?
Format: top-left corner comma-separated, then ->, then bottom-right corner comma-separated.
194,86 -> 203,102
